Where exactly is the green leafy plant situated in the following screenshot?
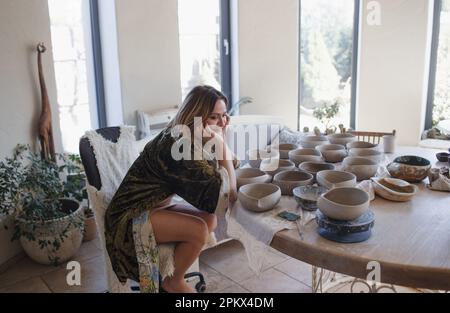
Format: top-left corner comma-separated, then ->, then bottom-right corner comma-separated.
313,98 -> 343,133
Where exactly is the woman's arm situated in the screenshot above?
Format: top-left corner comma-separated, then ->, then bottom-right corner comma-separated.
218,150 -> 237,204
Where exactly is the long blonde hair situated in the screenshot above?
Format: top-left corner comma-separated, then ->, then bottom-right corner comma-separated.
169,85 -> 229,130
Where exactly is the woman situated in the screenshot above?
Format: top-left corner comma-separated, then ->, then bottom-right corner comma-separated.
105,85 -> 238,293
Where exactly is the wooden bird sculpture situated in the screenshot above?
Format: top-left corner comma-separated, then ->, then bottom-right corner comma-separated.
37,42 -> 56,162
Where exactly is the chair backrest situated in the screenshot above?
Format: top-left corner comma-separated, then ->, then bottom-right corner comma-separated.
348,130 -> 396,145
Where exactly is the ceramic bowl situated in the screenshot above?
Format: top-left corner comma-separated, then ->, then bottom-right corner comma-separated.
273,170 -> 314,196
298,162 -> 336,180
238,183 -> 281,212
247,149 -> 280,168
278,143 -> 300,159
300,135 -> 330,149
386,155 -> 431,183
317,187 -> 370,221
436,152 -> 449,163
288,148 -> 323,166
346,141 -> 378,150
316,144 -> 348,163
327,133 -> 357,146
349,148 -> 383,163
316,170 -> 357,190
341,157 -> 379,181
293,185 -> 328,211
235,168 -> 272,189
260,159 -> 296,176
371,177 -> 418,202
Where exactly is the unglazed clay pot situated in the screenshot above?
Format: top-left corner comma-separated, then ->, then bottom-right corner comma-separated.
273,170 -> 314,196
288,148 -> 323,166
260,158 -> 296,176
386,155 -> 431,183
298,162 -> 336,180
277,143 -> 300,159
236,168 -> 272,189
316,144 -> 348,163
341,157 -> 379,181
316,170 -> 357,190
349,148 -> 383,163
371,177 -> 418,202
317,187 -> 370,221
346,141 -> 378,150
247,149 -> 280,168
300,135 -> 329,149
327,133 -> 357,146
238,183 -> 281,212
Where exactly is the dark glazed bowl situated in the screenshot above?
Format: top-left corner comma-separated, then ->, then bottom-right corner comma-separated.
436,152 -> 449,163
387,155 -> 431,183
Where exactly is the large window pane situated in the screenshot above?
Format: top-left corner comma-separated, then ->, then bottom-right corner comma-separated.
178,0 -> 221,100
300,0 -> 355,132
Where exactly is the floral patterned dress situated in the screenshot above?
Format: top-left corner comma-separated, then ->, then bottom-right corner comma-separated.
105,127 -> 229,292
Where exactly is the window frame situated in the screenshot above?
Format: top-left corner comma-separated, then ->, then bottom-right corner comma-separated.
220,0 -> 233,104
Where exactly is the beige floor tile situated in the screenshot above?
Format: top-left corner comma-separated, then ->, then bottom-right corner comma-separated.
274,258 -> 312,286
239,268 -> 312,293
198,262 -> 236,293
67,240 -> 102,263
218,282 -> 250,293
0,277 -> 51,293
0,256 -> 61,289
41,255 -> 107,293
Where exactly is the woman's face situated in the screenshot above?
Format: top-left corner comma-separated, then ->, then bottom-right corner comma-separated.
206,99 -> 229,131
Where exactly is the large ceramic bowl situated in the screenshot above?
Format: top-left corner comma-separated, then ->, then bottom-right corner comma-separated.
327,133 -> 357,146
235,168 -> 272,189
273,170 -> 314,196
316,170 -> 357,190
247,149 -> 280,168
293,185 -> 328,211
300,135 -> 329,149
386,155 -> 431,183
341,157 -> 379,181
288,148 -> 323,166
278,143 -> 300,159
346,141 -> 378,150
371,177 -> 418,202
298,162 -> 336,180
349,148 -> 383,163
260,158 -> 296,176
317,187 -> 370,221
238,183 -> 281,212
316,144 -> 348,163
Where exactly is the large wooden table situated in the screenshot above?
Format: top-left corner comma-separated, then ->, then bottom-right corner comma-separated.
270,146 -> 450,291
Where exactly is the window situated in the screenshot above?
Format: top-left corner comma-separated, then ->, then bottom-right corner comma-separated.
299,0 -> 359,132
426,0 -> 450,130
48,0 -> 100,153
177,0 -> 232,101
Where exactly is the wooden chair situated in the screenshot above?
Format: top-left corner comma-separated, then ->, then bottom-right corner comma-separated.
348,130 -> 396,145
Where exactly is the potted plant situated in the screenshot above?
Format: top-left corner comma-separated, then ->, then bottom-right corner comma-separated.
0,145 -> 85,265
313,98 -> 343,135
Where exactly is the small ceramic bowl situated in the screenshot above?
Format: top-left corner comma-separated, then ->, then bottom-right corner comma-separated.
316,170 -> 357,190
346,141 -> 378,150
278,143 -> 300,159
273,170 -> 314,196
316,144 -> 348,163
371,177 -> 418,202
349,148 -> 383,163
293,185 -> 328,211
260,159 -> 296,176
317,187 -> 370,221
341,157 -> 379,181
238,183 -> 281,212
436,152 -> 449,163
300,135 -> 330,149
247,149 -> 280,168
288,148 -> 323,166
327,133 -> 357,146
386,155 -> 431,183
298,162 -> 336,180
235,168 -> 272,189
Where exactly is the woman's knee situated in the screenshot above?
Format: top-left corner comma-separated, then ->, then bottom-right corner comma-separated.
202,213 -> 217,233
187,218 -> 210,246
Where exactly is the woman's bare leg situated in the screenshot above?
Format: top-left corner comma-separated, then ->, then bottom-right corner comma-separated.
166,204 -> 217,233
150,208 -> 210,293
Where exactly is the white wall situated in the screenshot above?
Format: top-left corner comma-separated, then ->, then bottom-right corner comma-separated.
357,0 -> 433,145
115,0 -> 182,126
237,0 -> 299,130
0,0 -> 63,266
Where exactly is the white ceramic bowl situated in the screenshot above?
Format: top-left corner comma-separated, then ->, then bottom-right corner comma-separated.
317,187 -> 370,221
288,148 -> 323,166
247,149 -> 280,168
341,157 -> 379,181
273,170 -> 314,195
371,177 -> 418,202
260,158 -> 296,176
316,144 -> 348,163
346,141 -> 378,150
238,183 -> 281,212
300,135 -> 330,149
327,133 -> 357,146
278,143 -> 300,159
316,170 -> 357,190
235,168 -> 272,189
298,162 -> 336,180
349,149 -> 383,163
